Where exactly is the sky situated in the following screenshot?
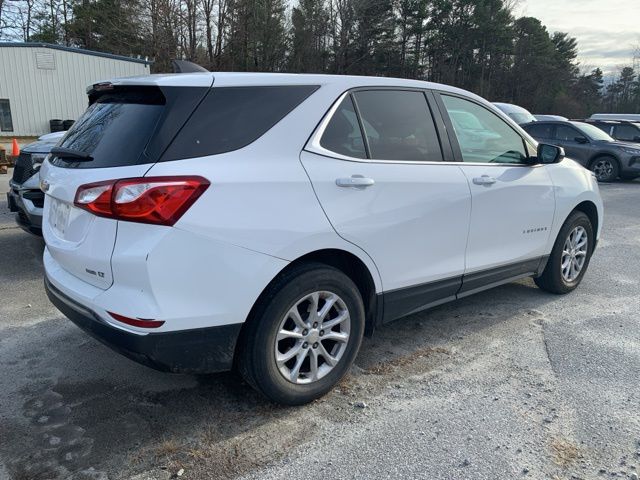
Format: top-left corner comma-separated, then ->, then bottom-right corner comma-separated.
516,0 -> 639,77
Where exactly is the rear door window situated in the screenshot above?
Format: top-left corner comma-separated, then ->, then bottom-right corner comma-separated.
353,90 -> 443,162
162,85 -> 318,160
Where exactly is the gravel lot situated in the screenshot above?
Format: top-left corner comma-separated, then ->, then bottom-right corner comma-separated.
1,171 -> 639,480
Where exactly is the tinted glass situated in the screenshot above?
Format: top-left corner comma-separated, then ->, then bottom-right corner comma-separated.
442,95 -> 528,164
0,99 -> 13,132
525,123 -> 554,139
592,123 -> 613,135
52,87 -> 165,168
573,122 -> 613,141
614,124 -> 640,141
163,85 -> 318,160
554,125 -> 582,141
353,90 -> 443,162
320,96 -> 366,159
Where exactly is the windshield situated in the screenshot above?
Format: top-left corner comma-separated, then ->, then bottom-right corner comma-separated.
573,122 -> 615,142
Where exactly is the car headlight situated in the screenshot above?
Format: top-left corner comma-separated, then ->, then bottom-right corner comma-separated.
622,147 -> 640,155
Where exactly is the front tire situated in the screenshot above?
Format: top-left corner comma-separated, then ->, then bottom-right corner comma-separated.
535,211 -> 594,294
590,156 -> 619,182
237,263 -> 365,405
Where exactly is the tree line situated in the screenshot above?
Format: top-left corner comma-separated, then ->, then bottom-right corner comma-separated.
1,0 -> 639,116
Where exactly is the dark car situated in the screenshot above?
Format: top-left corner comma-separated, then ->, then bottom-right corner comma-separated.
7,132 -> 65,234
523,120 -> 640,182
581,119 -> 640,144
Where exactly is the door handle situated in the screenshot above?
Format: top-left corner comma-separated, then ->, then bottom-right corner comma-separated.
473,175 -> 497,186
336,175 -> 375,188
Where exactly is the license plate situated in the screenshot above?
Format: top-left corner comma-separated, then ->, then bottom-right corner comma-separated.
49,197 -> 71,236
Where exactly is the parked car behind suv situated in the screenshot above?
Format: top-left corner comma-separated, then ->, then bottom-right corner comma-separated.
523,120 -> 640,182
493,102 -> 537,125
7,131 -> 65,234
582,119 -> 640,145
41,74 -> 602,405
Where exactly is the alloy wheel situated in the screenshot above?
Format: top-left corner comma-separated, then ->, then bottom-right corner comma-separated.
275,291 -> 351,384
561,226 -> 588,282
592,159 -> 614,181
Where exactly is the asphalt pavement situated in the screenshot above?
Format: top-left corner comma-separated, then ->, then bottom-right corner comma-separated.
1,171 -> 639,480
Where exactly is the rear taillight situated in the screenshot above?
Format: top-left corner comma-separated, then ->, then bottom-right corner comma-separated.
74,176 -> 209,226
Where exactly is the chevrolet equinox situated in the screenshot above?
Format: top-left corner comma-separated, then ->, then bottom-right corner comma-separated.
41,73 -> 603,405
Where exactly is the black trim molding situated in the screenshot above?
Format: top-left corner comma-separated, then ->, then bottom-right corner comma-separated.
380,256 -> 548,324
45,276 -> 242,373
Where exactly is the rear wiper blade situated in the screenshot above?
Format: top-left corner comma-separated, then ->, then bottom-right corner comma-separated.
50,147 -> 93,161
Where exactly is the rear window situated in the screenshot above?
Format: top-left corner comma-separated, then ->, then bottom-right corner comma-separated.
51,87 -> 165,169
162,85 -> 319,161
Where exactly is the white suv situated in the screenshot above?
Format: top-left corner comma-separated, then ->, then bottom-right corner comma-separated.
41,73 -> 603,405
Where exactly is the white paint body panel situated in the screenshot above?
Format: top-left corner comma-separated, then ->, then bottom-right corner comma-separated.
40,72 -> 603,341
458,164 -> 555,272
300,151 -> 471,290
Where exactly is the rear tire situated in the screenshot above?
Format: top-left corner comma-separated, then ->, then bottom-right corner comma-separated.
590,156 -> 619,182
535,211 -> 594,294
237,263 -> 365,405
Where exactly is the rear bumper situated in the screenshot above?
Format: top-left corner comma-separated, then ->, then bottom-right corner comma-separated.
7,188 -> 43,235
45,275 -> 242,373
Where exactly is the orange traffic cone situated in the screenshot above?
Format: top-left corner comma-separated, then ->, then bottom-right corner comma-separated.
11,138 -> 20,156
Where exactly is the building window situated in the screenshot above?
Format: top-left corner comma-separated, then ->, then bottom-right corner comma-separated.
0,100 -> 13,132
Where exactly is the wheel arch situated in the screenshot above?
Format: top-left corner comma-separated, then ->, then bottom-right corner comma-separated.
239,248 -> 381,349
571,200 -> 599,239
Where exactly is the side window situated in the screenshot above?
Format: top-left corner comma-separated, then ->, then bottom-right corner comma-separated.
614,124 -> 640,142
320,95 -> 366,159
0,99 -> 13,132
526,123 -> 554,139
163,85 -> 318,160
353,90 -> 443,162
555,125 -> 583,142
441,95 -> 528,164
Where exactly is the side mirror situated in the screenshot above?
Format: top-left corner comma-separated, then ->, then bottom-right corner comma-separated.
536,143 -> 565,164
575,136 -> 588,144
633,136 -> 640,143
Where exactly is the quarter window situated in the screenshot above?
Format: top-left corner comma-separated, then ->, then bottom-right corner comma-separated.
441,95 -> 528,164
319,95 -> 366,159
0,99 -> 13,132
163,85 -> 319,160
353,90 -> 443,162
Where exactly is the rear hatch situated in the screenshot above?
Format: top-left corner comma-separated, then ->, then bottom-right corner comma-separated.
41,79 -> 212,289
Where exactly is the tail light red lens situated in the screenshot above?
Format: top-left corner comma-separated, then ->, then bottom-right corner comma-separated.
74,176 -> 210,226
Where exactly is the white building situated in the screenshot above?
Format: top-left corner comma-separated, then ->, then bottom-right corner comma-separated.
0,43 -> 151,138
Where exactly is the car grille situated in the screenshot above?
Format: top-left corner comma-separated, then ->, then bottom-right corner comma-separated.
12,153 -> 37,185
